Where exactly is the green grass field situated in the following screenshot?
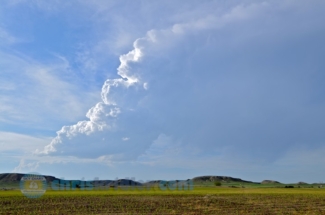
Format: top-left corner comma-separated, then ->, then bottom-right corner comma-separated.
1,186 -> 325,214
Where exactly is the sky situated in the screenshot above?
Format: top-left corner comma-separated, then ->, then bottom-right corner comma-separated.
1,0 -> 325,183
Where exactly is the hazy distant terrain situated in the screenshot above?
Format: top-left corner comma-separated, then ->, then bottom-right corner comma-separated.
0,173 -> 257,185
1,173 -> 319,190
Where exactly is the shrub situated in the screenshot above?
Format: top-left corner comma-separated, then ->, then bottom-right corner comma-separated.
214,181 -> 222,186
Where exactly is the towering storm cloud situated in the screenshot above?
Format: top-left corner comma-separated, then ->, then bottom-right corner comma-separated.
34,0 -> 325,174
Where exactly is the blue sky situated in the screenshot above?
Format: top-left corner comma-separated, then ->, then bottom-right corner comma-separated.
1,0 -> 325,183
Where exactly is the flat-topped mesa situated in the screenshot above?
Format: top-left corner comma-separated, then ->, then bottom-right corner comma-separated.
0,173 -> 142,187
192,176 -> 255,183
0,173 -> 25,182
261,180 -> 281,184
0,173 -> 59,183
143,179 -> 191,185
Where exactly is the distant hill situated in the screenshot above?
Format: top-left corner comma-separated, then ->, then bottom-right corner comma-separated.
1,173 -> 316,187
0,173 -> 142,188
1,173 -> 259,188
192,176 -> 257,184
0,173 -> 59,183
261,180 -> 281,184
297,181 -> 308,185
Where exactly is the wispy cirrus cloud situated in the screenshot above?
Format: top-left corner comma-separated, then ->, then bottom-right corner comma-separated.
0,131 -> 49,153
0,27 -> 19,45
0,50 -> 100,131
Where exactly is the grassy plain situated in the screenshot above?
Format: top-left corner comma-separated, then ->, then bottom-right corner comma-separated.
1,186 -> 325,214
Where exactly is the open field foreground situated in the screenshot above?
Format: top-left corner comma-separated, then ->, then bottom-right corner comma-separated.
1,188 -> 325,214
